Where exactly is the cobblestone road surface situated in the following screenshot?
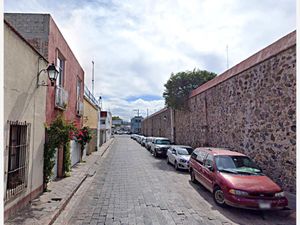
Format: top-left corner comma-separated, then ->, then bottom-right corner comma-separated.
57,136 -> 295,225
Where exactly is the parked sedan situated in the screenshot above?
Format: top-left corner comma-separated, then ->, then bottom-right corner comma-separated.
189,147 -> 288,210
167,145 -> 193,170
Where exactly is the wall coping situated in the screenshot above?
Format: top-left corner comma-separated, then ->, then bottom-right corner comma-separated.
142,107 -> 168,121
190,30 -> 296,98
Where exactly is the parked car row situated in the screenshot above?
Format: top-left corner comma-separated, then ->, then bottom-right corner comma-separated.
130,134 -> 289,210
132,135 -> 196,172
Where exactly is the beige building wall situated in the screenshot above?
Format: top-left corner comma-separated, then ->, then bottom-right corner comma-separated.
83,96 -> 99,154
83,96 -> 99,129
4,22 -> 47,219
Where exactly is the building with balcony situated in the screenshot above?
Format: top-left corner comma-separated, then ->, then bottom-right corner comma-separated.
5,13 -> 85,179
83,85 -> 101,155
4,20 -> 48,220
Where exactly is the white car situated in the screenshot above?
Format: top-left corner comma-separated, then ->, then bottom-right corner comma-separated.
166,145 -> 194,170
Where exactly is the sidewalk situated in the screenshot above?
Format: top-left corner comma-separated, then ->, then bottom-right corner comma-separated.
5,138 -> 115,225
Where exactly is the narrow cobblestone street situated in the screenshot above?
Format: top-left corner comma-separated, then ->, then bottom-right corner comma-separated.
56,136 -> 295,225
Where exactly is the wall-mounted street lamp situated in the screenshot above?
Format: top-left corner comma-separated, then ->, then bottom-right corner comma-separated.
37,63 -> 59,87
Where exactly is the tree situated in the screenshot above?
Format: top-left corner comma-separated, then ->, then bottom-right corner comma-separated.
112,116 -> 122,121
163,69 -> 217,110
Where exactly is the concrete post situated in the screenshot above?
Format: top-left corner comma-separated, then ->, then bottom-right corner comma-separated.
170,108 -> 174,143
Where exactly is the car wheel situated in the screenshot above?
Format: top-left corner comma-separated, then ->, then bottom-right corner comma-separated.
213,187 -> 226,207
167,156 -> 170,164
190,169 -> 197,183
174,161 -> 178,170
153,150 -> 157,157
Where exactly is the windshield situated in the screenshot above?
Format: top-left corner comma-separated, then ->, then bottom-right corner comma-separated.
156,139 -> 171,145
177,149 -> 189,155
184,147 -> 194,154
215,155 -> 262,175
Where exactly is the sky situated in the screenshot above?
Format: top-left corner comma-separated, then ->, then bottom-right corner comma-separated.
4,0 -> 296,121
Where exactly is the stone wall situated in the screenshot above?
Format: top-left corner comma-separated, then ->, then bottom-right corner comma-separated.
141,31 -> 296,193
142,108 -> 172,139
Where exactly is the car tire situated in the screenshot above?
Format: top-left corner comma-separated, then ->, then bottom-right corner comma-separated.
167,156 -> 170,164
153,150 -> 157,157
190,169 -> 197,183
213,186 -> 226,207
174,161 -> 178,170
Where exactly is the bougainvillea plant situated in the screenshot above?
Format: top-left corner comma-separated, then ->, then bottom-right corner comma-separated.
72,126 -> 93,159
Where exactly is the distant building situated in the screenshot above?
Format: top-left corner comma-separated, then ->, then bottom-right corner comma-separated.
131,116 -> 143,134
112,119 -> 122,126
99,111 -> 112,145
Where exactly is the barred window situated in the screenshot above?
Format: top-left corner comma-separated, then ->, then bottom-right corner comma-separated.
5,121 -> 31,202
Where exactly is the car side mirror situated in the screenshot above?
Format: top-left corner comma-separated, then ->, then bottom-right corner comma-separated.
207,165 -> 214,172
172,150 -> 176,155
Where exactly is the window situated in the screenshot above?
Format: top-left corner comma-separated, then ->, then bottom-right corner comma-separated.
204,154 -> 214,168
76,78 -> 83,115
191,151 -> 198,160
155,139 -> 171,145
6,121 -> 31,201
56,54 -> 65,87
196,150 -> 208,165
100,120 -> 106,125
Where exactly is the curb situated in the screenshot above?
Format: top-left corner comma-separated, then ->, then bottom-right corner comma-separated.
48,138 -> 115,225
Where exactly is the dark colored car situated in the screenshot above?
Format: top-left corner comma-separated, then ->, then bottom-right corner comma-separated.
189,147 -> 288,210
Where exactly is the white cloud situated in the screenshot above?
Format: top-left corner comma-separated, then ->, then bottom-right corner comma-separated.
4,0 -> 296,120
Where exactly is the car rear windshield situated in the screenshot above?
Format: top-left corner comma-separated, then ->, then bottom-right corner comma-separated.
156,139 -> 171,145
215,155 -> 262,175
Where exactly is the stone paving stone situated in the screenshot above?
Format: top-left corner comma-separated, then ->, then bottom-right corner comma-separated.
53,136 -> 297,225
5,139 -> 114,225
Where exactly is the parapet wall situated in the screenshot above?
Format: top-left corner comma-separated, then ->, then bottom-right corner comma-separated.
142,31 -> 296,193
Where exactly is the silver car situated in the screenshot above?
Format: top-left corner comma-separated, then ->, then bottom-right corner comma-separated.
167,145 -> 194,170
150,137 -> 171,157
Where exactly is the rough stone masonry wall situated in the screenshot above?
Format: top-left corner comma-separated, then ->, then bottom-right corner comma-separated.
176,46 -> 296,192
142,108 -> 172,139
142,33 -> 296,192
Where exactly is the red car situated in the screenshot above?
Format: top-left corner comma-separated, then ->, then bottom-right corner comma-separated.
189,147 -> 288,210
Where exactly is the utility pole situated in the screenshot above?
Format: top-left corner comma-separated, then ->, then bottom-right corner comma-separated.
92,60 -> 95,96
133,109 -> 140,117
147,108 -> 149,118
226,45 -> 229,69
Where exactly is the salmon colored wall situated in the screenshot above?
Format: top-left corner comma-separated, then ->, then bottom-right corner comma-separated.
46,17 -> 84,128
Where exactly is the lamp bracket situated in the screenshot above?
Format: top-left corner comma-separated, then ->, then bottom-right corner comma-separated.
37,69 -> 49,87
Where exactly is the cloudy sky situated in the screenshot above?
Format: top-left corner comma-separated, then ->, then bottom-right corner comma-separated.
5,0 -> 296,121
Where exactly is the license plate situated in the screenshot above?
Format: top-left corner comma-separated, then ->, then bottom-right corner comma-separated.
259,202 -> 271,209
